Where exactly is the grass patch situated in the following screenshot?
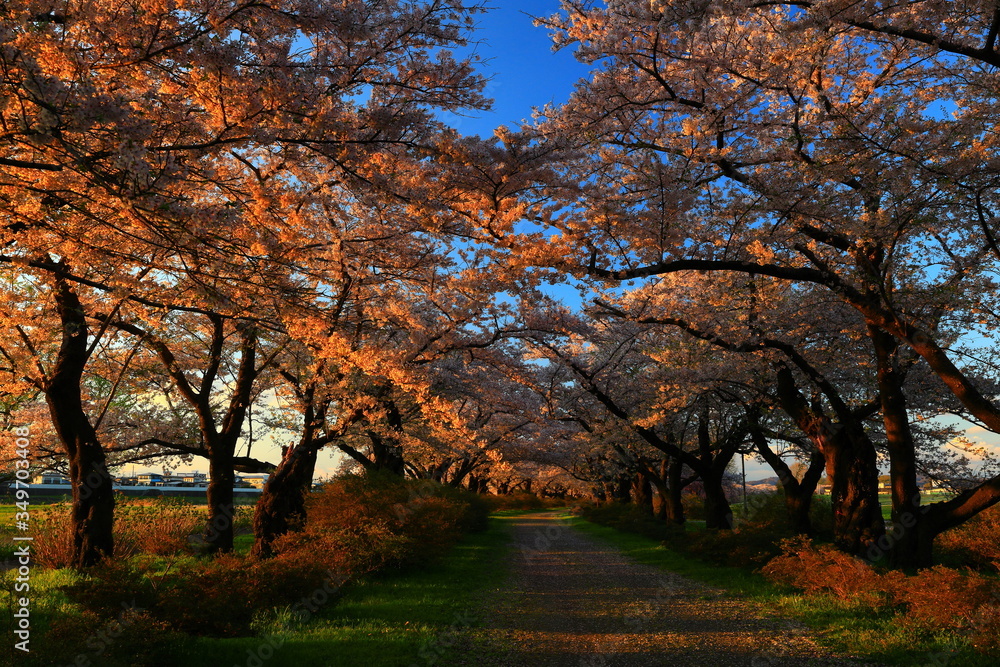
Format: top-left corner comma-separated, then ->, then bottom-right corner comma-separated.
233,533 -> 254,555
1,514 -> 512,666
564,512 -> 994,666
166,514 -> 513,666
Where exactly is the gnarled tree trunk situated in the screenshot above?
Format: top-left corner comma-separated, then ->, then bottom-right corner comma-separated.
775,365 -> 884,555
252,442 -> 317,558
46,272 -> 114,567
749,422 -> 825,535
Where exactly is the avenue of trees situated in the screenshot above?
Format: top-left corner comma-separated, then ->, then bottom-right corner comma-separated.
3,0 -> 1000,571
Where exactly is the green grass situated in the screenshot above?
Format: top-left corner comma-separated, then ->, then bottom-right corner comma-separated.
0,502 -> 62,560
233,533 -> 254,555
563,512 -> 994,667
166,515 -> 513,666
2,515 -> 513,666
878,492 -> 956,520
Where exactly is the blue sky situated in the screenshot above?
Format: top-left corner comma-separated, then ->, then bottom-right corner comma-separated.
446,1 -> 592,138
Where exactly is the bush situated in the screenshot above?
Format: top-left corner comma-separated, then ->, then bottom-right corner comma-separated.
32,504 -> 75,569
680,527 -> 786,569
114,496 -> 204,557
275,472 -> 489,573
62,553 -> 338,637
936,504 -> 1000,571
578,501 -> 677,541
679,492 -> 706,520
761,535 -> 891,606
579,496 -> 808,568
36,473 -> 491,643
761,536 -> 1000,654
31,608 -> 177,667
891,566 -> 997,634
431,483 -> 491,533
32,497 -> 210,568
733,491 -> 833,536
670,491 -> 836,569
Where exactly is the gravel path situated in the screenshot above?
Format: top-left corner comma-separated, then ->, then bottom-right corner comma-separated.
463,512 -> 881,667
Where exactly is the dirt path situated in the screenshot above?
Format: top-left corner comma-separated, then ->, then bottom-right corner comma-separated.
463,512 -> 879,667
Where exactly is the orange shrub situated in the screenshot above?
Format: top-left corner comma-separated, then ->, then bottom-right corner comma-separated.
113,497 -> 203,557
32,504 -> 75,569
969,600 -> 1000,652
63,552 -> 338,637
31,497 -> 205,568
892,565 -> 997,632
762,536 -> 1000,654
760,536 -> 890,605
936,504 -> 1000,571
277,473 -> 481,572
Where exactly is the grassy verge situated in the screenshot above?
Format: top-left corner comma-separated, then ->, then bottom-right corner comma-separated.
166,514 -> 513,667
563,512 -> 991,667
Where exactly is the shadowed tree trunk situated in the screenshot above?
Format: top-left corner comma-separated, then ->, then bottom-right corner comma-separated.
205,448 -> 236,553
748,419 -> 825,535
866,326 -> 1000,568
698,407 -> 740,530
339,396 -> 407,476
775,365 -> 884,555
869,325 -> 926,568
702,475 -> 733,530
252,441 -> 317,558
252,377 -> 364,558
200,321 -> 258,554
627,452 -> 687,526
45,272 -> 114,567
664,457 -> 686,526
609,473 -> 631,503
632,471 -> 654,515
369,399 -> 406,475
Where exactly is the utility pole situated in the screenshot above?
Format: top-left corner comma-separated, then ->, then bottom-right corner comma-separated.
741,451 -> 748,516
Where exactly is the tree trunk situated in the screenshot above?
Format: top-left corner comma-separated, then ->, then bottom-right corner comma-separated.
370,432 -> 405,475
252,442 -> 317,559
609,474 -> 631,503
632,472 -> 654,515
870,326 -> 932,568
652,469 -> 669,520
750,423 -> 824,534
365,398 -> 406,475
49,396 -> 115,567
702,471 -> 733,530
775,365 -> 884,555
204,446 -> 236,554
824,426 -> 884,555
665,457 -> 686,526
698,408 -> 734,530
46,273 -> 114,567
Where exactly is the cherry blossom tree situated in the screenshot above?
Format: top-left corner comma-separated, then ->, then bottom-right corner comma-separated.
1,0 -> 489,566
510,0 -> 1000,566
